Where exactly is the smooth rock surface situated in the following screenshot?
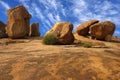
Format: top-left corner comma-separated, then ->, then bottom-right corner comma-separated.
0,38 -> 120,80
46,22 -> 74,44
6,5 -> 31,38
0,21 -> 7,38
90,21 -> 115,40
76,20 -> 99,36
29,23 -> 40,37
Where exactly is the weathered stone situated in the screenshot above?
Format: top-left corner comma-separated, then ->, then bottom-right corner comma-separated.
76,20 -> 99,36
46,22 -> 74,45
6,5 -> 31,38
90,21 -> 115,40
0,21 -> 7,38
29,23 -> 40,37
105,35 -> 112,42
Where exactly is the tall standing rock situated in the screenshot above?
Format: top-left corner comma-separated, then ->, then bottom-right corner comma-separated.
0,21 -> 7,38
76,20 -> 99,36
45,22 -> 74,45
29,23 -> 40,37
6,5 -> 31,38
90,21 -> 115,41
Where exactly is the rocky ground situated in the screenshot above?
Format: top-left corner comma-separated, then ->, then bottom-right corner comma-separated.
0,37 -> 120,80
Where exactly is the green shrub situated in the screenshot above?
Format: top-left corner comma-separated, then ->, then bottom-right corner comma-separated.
43,34 -> 57,45
83,42 -> 92,48
78,42 -> 92,48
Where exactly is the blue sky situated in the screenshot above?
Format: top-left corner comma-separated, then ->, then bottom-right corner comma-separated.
0,0 -> 120,37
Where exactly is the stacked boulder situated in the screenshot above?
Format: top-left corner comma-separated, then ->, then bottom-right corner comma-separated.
90,21 -> 115,41
6,5 -> 32,38
75,20 -> 115,41
0,21 -> 8,38
29,23 -> 40,37
76,20 -> 99,36
45,22 -> 74,45
0,4 -> 116,43
0,5 -> 41,39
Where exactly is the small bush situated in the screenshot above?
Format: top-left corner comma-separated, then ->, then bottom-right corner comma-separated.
83,42 -> 92,48
43,34 -> 57,45
78,42 -> 92,48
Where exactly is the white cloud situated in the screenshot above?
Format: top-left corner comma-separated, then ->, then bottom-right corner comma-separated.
114,31 -> 120,36
38,0 -> 63,24
18,0 -> 64,27
72,1 -> 87,16
70,0 -> 120,27
18,0 -> 34,15
38,0 -> 57,10
47,13 -> 61,24
31,3 -> 53,30
0,1 -> 10,10
18,0 -> 29,8
45,20 -> 52,28
16,0 -> 120,36
31,3 -> 44,20
55,14 -> 61,21
100,1 -> 112,11
109,10 -> 118,15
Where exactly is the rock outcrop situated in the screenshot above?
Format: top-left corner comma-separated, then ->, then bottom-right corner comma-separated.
29,23 -> 40,37
76,20 -> 99,36
6,5 -> 31,38
0,37 -> 120,80
0,21 -> 7,38
90,21 -> 115,41
46,22 -> 74,44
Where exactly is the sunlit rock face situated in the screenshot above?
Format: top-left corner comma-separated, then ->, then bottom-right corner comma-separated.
76,20 -> 99,36
46,22 -> 74,45
0,21 -> 7,38
90,21 -> 116,41
6,5 -> 31,38
29,22 -> 40,37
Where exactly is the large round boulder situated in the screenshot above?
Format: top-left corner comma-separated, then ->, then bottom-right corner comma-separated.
29,23 -> 40,37
90,21 -> 115,41
6,5 -> 31,38
45,22 -> 74,45
76,20 -> 99,36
